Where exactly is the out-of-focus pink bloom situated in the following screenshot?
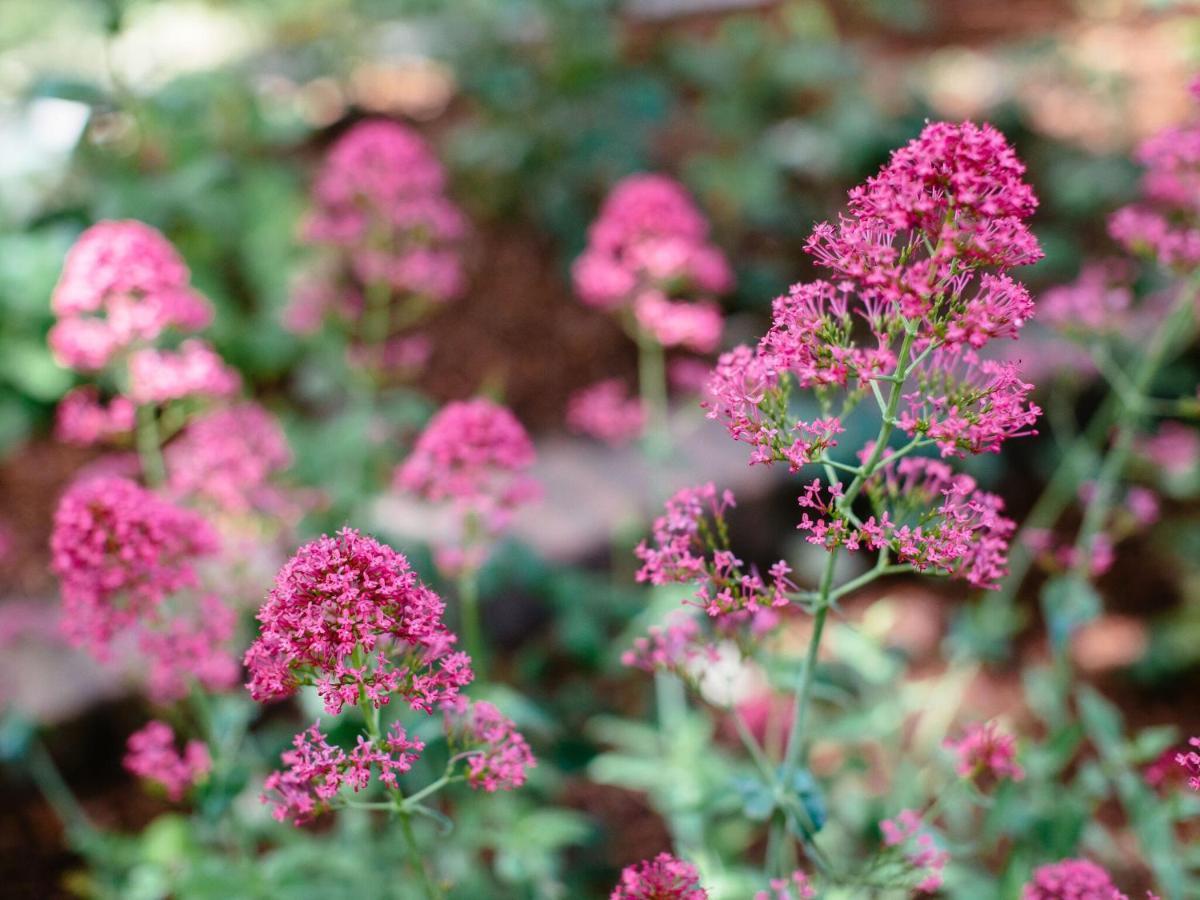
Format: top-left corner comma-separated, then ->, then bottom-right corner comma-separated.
1137,422 -> 1200,476
944,721 -> 1024,783
567,379 -> 646,446
621,614 -> 719,676
244,529 -> 471,715
123,721 -> 211,802
48,317 -> 123,372
610,852 -> 708,900
165,402 -> 294,517
396,398 -> 539,535
1040,262 -> 1134,336
139,595 -> 240,703
880,809 -> 948,894
346,333 -> 433,375
446,700 -> 536,792
1177,736 -> 1200,791
632,292 -> 724,353
51,476 -> 218,656
127,339 -> 241,406
54,387 -> 135,446
1022,858 -> 1129,900
754,870 -> 815,900
668,357 -> 713,394
1126,487 -> 1160,527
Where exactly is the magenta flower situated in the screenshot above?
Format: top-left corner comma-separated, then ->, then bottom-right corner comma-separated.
123,720 -> 211,802
54,387 -> 135,447
446,700 -> 536,792
139,594 -> 240,703
127,339 -> 241,406
396,398 -> 539,537
50,220 -> 212,371
1040,261 -> 1134,336
1176,736 -> 1200,791
244,528 -> 472,715
880,809 -> 949,894
51,476 -> 218,655
1022,858 -> 1130,900
621,614 -> 719,677
610,852 -> 708,900
632,292 -> 724,353
754,870 -> 815,900
567,379 -> 647,446
944,721 -> 1024,783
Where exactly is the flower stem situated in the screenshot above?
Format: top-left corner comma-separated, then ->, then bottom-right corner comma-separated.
457,567 -> 486,682
636,327 -> 670,460
136,403 -> 166,488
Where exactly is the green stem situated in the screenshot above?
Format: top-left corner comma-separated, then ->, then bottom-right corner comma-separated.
781,548 -> 839,776
636,327 -> 670,460
362,278 -> 392,377
457,568 -> 486,683
399,812 -> 442,900
135,403 -> 166,488
26,738 -> 94,838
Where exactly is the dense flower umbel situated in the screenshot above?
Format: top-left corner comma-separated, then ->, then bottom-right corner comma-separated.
295,119 -> 466,321
262,721 -> 425,824
123,721 -> 211,802
1177,737 -> 1200,791
165,402 -> 295,516
1022,859 -> 1130,900
880,809 -> 949,894
51,476 -> 218,654
50,220 -> 212,372
396,398 -> 539,535
610,852 -> 708,900
244,529 -> 472,715
944,721 -> 1025,783
446,700 -> 536,792
635,483 -> 796,616
567,379 -> 647,446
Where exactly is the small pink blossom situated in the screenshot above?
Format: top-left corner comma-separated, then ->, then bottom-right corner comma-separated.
610,852 -> 708,900
754,870 -> 815,900
55,387 -> 135,446
123,721 -> 210,802
621,614 -> 719,676
1176,736 -> 1200,791
1022,858 -> 1129,900
567,379 -> 646,446
127,339 -> 241,406
446,700 -> 536,792
139,594 -> 240,703
944,721 -> 1024,783
632,292 -> 724,353
880,809 -> 948,894
1137,422 -> 1199,476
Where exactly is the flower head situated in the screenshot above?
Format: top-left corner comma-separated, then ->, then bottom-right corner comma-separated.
51,476 -> 218,655
944,721 -> 1024,783
124,721 -> 211,802
244,528 -> 471,715
879,809 -> 949,894
1176,736 -> 1200,792
610,852 -> 708,900
446,700 -> 536,792
1022,858 -> 1129,900
55,387 -> 135,446
567,379 -> 646,446
128,339 -> 241,406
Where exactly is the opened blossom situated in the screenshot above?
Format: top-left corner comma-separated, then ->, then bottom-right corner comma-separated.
51,476 -> 218,655
139,594 -> 240,703
944,721 -> 1024,783
567,379 -> 646,446
755,871 -> 815,900
128,339 -> 241,406
1177,736 -> 1200,791
123,721 -> 211,802
55,387 -> 135,446
1022,858 -> 1130,900
446,700 -> 536,792
621,614 -> 719,677
610,852 -> 708,900
244,528 -> 472,715
880,809 -> 948,894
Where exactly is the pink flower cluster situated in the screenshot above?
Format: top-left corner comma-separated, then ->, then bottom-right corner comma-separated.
49,220 -> 212,372
621,614 -> 719,676
128,339 -> 241,406
943,721 -> 1024,783
880,809 -> 948,894
1040,261 -> 1134,336
1137,422 -> 1200,476
396,398 -> 539,540
1022,858 -> 1130,900
1177,736 -> 1200,791
754,870 -> 815,900
1109,95 -> 1200,268
610,852 -> 708,900
51,475 -> 218,654
165,402 -> 295,516
447,700 -> 537,792
573,173 -> 732,349
123,720 -> 211,802
567,379 -> 647,446
293,119 -> 466,333
635,483 -> 796,616
796,457 -> 1015,590
140,594 -> 240,703
262,721 -> 425,824
55,387 -> 135,446
245,529 -> 472,715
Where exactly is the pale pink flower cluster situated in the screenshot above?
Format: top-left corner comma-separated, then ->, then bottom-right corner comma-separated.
165,402 -> 295,517
621,615 -> 719,676
880,809 -> 949,894
123,720 -> 211,802
1177,736 -> 1200,791
446,700 -> 537,792
244,528 -> 472,715
1024,484 -> 1158,578
610,852 -> 708,900
754,870 -> 815,900
796,457 -> 1016,590
140,594 -> 240,703
1040,262 -> 1134,336
55,387 -> 135,446
290,119 -> 466,338
635,483 -> 796,616
49,220 -> 212,372
1137,422 -> 1200,476
567,379 -> 647,446
1022,858 -> 1130,900
943,721 -> 1024,783
396,399 -> 539,562
262,721 -> 425,824
128,339 -> 240,406
50,476 -> 218,654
